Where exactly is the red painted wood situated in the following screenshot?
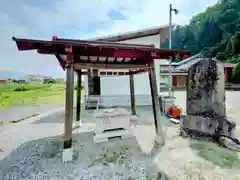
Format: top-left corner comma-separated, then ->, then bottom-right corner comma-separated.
13,37 -> 190,61
52,36 -> 57,40
224,71 -> 227,82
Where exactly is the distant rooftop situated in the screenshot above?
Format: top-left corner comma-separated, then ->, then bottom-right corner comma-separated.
89,24 -> 170,42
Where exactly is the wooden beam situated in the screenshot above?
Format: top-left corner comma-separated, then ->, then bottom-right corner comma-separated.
105,57 -> 109,63
81,70 -> 128,76
79,69 -> 148,76
129,73 -> 136,115
128,69 -> 147,75
148,61 -> 165,145
63,55 -> 74,161
96,55 -> 99,63
74,62 -> 149,70
76,70 -> 82,123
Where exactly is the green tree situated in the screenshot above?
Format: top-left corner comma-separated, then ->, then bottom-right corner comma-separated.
162,0 -> 240,60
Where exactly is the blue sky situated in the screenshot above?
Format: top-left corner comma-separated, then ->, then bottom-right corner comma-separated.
0,0 -> 218,78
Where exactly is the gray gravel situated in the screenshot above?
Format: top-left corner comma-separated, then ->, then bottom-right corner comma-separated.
0,133 -> 158,180
0,105 -> 163,180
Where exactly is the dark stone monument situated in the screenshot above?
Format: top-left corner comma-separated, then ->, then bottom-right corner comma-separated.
180,58 -> 239,148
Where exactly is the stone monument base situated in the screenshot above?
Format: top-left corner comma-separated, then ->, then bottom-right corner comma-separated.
93,129 -> 133,143
180,114 -> 236,140
93,108 -> 133,143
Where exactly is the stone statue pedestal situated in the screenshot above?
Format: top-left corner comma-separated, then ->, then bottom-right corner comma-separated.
180,114 -> 236,139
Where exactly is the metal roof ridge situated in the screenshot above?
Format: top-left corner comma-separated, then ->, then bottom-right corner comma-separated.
88,24 -> 172,41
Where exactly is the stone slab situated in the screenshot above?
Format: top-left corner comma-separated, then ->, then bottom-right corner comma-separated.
93,129 -> 133,143
94,108 -> 131,133
94,108 -> 130,118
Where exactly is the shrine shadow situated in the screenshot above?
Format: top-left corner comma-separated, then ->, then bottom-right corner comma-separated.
189,141 -> 240,169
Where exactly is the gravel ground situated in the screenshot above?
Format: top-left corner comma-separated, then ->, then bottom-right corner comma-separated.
0,132 -> 158,180
0,106 -> 163,180
0,91 -> 240,180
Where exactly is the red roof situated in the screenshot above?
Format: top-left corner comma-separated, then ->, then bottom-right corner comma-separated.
224,63 -> 235,68
12,36 -> 189,76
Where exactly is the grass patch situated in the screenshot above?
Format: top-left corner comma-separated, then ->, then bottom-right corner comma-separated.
190,142 -> 240,169
94,145 -> 130,166
0,83 -> 84,108
0,83 -> 66,108
0,120 -> 4,126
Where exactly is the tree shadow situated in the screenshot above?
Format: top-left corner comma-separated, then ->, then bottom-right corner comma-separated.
190,141 -> 240,169
0,130 -> 168,180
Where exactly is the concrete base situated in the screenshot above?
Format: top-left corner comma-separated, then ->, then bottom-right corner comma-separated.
155,134 -> 165,145
73,121 -> 82,129
130,115 -> 141,126
130,115 -> 141,121
62,147 -> 73,162
180,114 -> 236,137
159,96 -> 176,115
93,129 -> 133,143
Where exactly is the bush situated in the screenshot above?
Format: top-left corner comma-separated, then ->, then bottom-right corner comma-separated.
226,55 -> 240,64
44,79 -> 57,84
216,52 -> 227,61
13,87 -> 30,92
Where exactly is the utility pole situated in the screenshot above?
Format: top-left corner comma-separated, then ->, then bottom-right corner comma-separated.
168,4 -> 179,97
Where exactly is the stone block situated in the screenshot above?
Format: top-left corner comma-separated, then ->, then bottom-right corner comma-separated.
62,147 -> 73,162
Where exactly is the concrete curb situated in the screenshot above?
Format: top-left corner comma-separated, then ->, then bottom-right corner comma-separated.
20,107 -> 66,124
20,105 -> 76,124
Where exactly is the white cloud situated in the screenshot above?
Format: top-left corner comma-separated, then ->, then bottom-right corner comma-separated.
0,0 -> 218,77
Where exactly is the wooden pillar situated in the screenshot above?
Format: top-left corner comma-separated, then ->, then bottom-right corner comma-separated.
76,70 -> 82,125
63,57 -> 74,162
148,61 -> 165,145
129,73 -> 136,115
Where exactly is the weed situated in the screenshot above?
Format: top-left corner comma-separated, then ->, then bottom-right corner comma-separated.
94,145 -> 130,166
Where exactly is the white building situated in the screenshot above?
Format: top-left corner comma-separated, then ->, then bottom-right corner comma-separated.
22,74 -> 46,83
84,25 -> 170,107
159,53 -> 201,89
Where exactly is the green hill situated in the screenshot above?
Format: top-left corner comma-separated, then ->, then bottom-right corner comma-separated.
162,0 -> 240,63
